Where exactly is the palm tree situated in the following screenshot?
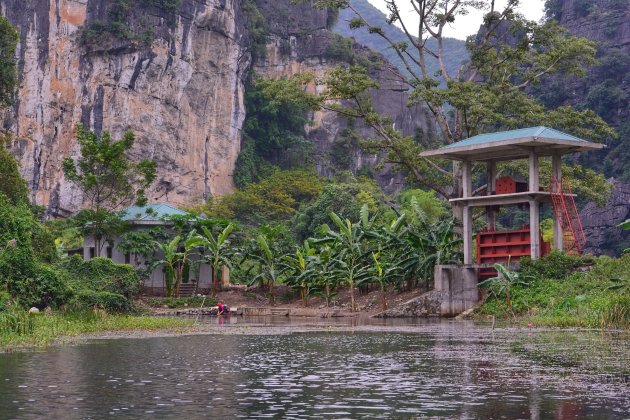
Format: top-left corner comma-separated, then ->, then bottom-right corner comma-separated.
199,223 -> 234,297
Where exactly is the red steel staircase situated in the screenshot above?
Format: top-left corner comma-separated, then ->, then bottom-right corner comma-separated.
549,176 -> 586,255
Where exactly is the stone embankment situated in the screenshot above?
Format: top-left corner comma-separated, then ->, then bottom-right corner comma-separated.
155,306 -> 360,318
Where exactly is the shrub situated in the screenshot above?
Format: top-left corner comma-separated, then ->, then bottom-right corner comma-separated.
519,252 -> 592,280
7,264 -> 71,309
71,290 -> 131,313
59,255 -> 141,298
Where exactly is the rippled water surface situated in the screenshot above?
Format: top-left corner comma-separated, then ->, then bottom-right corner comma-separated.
1,318 -> 629,418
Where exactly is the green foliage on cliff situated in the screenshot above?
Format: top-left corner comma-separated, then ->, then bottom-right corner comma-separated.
0,149 -> 28,205
243,0 -> 269,62
234,79 -> 311,188
0,15 -> 18,108
79,0 -> 181,46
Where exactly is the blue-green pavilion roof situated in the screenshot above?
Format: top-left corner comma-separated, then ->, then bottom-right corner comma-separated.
121,203 -> 189,223
420,126 -> 604,161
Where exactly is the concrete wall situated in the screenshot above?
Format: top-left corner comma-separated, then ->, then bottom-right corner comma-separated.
434,265 -> 480,317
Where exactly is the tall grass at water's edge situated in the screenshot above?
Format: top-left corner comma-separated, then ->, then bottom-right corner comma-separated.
0,309 -> 193,350
477,254 -> 630,330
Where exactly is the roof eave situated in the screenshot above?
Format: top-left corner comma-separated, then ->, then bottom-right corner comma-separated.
420,137 -> 605,161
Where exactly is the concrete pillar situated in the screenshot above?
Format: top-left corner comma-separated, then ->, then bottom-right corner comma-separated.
463,205 -> 474,264
528,151 -> 539,192
462,159 -> 472,198
552,153 -> 564,252
486,160 -> 497,228
221,266 -> 230,288
529,199 -> 540,260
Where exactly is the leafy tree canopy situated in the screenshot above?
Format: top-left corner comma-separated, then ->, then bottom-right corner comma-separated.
280,0 -> 614,207
63,124 -> 156,255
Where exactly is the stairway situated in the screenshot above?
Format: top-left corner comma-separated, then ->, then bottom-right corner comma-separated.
178,282 -> 198,297
549,176 -> 586,255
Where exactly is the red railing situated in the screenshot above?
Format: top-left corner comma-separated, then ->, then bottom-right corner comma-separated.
549,176 -> 586,255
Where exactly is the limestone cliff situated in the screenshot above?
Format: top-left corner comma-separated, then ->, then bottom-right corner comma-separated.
2,0 -> 430,216
580,180 -> 630,256
1,0 -> 249,215
253,0 -> 431,192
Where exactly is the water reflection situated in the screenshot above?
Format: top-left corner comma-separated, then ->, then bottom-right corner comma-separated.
0,319 -> 628,418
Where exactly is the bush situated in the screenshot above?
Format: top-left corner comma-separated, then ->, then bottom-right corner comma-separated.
519,252 -> 592,280
59,255 -> 141,298
71,290 -> 131,313
7,264 -> 71,309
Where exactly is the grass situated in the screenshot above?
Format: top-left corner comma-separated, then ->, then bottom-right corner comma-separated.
0,308 -> 193,351
477,254 -> 630,329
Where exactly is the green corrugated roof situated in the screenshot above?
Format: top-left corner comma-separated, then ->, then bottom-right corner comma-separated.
443,126 -> 586,149
121,203 -> 189,221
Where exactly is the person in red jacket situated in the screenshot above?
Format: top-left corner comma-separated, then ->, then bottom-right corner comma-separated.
217,301 -> 228,316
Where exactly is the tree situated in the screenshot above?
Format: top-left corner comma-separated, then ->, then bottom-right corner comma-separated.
369,251 -> 402,311
323,204 -> 376,312
269,0 -> 615,214
0,15 -> 18,108
151,231 -> 204,297
63,124 -> 156,256
199,223 -> 234,297
249,234 -> 282,305
280,243 -> 319,307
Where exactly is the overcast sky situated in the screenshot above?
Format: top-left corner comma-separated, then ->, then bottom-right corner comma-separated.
366,0 -> 546,40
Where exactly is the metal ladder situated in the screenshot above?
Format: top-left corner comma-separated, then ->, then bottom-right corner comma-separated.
549,176 -> 586,255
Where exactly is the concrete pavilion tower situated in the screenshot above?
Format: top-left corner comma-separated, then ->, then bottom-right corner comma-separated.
421,126 -> 605,266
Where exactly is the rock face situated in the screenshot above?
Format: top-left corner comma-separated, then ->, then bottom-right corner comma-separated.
580,180 -> 630,256
1,0 -> 249,215
253,0 -> 431,193
2,0 -> 431,214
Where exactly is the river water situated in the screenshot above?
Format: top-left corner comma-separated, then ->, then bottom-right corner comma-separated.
1,317 -> 628,419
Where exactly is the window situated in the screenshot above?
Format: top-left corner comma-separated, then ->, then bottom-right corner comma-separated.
89,247 -> 95,259
125,253 -> 131,264
106,247 -> 113,259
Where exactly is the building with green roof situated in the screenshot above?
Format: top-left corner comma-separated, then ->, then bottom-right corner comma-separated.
82,202 -> 213,295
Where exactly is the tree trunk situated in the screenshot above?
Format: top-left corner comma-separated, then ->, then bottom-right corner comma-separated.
349,282 -> 355,312
211,269 -> 218,297
381,284 -> 387,311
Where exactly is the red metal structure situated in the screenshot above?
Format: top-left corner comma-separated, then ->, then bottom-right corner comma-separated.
495,176 -> 528,195
549,176 -> 586,255
476,227 -> 551,279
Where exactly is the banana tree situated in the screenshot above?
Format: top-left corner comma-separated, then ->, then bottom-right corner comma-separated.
280,242 -> 318,307
400,198 -> 462,289
478,261 -> 529,313
310,244 -> 340,307
152,230 -> 204,297
152,235 -> 180,297
325,204 -> 377,312
369,251 -> 403,311
199,223 -> 234,297
249,234 -> 281,305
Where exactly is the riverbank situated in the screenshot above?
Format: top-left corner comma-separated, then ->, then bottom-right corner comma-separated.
474,253 -> 630,329
0,310 -> 193,352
